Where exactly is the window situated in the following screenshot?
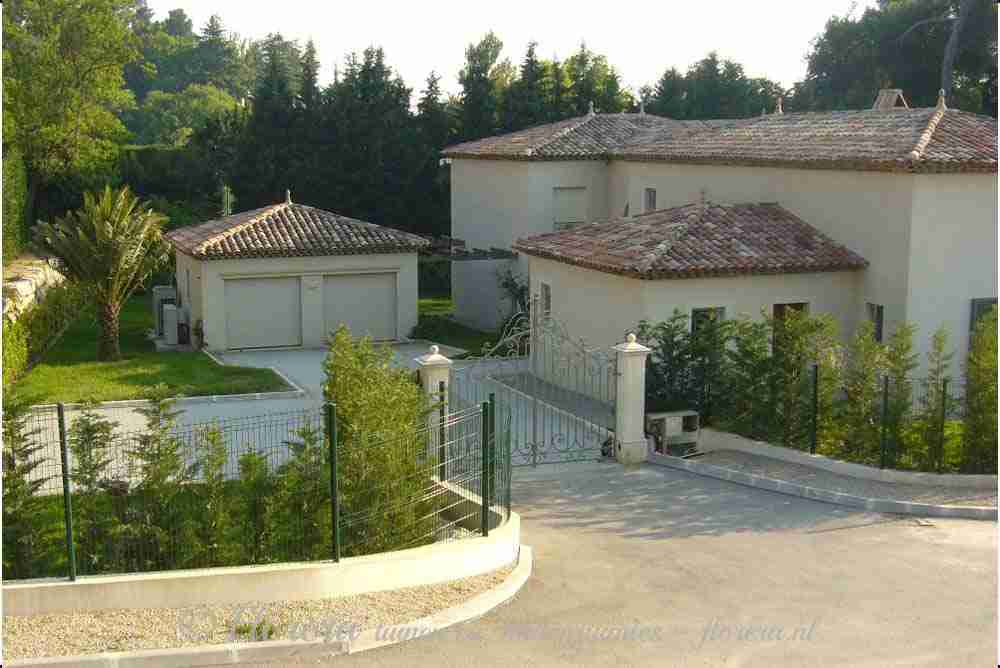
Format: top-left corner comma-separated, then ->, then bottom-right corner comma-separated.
970,298 -> 997,332
540,283 -> 552,316
691,307 -> 725,334
773,302 -> 808,322
644,188 -> 657,213
553,187 -> 587,230
866,303 -> 884,343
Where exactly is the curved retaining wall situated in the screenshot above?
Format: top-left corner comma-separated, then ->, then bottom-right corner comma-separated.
4,513 -> 520,617
701,429 -> 997,489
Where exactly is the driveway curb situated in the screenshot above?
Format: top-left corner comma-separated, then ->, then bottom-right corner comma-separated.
648,453 -> 997,521
6,546 -> 532,667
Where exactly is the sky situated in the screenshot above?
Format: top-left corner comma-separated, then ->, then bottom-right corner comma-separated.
148,0 -> 879,96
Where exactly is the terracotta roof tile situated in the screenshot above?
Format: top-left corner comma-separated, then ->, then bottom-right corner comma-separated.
164,203 -> 428,260
442,107 -> 996,173
442,113 -> 718,160
618,107 -> 997,173
513,202 -> 868,280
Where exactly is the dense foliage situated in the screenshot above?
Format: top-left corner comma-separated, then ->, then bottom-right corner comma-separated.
2,282 -> 89,386
636,309 -> 997,474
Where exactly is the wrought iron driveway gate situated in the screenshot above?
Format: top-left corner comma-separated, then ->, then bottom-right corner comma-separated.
449,298 -> 617,466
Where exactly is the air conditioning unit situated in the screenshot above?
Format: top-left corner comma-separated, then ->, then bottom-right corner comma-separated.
152,286 -> 177,336
162,304 -> 179,346
646,410 -> 700,457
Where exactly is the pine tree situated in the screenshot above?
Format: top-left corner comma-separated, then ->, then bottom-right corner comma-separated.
918,326 -> 956,472
458,32 -> 503,140
2,398 -> 56,579
68,406 -> 120,574
883,322 -> 918,468
649,67 -> 688,118
299,39 -> 320,111
547,58 -> 570,121
962,307 -> 998,473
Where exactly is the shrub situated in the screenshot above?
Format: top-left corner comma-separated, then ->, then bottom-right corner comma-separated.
269,425 -> 331,561
323,325 -> 439,556
192,424 -> 236,567
2,281 -> 88,387
2,397 -> 60,579
837,321 -> 886,464
882,322 -> 918,468
68,405 -> 120,574
961,307 -> 997,474
122,388 -> 198,571
720,317 -> 774,439
233,451 -> 274,565
916,326 -> 956,472
635,312 -> 697,413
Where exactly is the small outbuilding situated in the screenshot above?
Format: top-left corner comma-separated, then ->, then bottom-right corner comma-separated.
164,197 -> 427,350
513,202 -> 869,349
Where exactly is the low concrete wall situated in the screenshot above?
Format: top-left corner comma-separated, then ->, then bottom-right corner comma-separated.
700,428 -> 997,489
4,513 -> 520,617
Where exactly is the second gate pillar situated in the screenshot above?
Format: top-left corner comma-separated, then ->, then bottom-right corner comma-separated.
614,333 -> 651,465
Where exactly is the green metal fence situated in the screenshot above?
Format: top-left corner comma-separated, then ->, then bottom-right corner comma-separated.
2,397 -> 511,582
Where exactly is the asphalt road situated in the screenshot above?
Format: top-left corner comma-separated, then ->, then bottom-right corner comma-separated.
248,462 -> 997,668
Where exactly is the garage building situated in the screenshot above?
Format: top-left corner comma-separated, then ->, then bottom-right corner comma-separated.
165,197 -> 427,351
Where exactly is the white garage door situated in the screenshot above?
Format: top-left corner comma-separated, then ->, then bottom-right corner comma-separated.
324,273 -> 397,341
224,277 -> 302,349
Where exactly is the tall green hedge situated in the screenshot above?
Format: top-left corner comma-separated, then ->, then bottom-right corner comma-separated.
3,142 -> 28,265
2,282 -> 88,388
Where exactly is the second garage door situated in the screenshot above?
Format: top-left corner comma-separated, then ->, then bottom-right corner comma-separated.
323,273 -> 397,341
224,276 -> 302,349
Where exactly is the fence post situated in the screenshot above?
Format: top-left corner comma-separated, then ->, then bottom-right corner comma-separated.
438,381 -> 447,482
613,334 -> 652,465
879,375 -> 889,469
810,364 -> 819,454
326,402 -> 340,563
480,399 -> 491,537
56,403 -> 77,581
938,377 -> 949,473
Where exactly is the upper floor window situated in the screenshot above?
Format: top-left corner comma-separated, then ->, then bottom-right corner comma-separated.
866,303 -> 884,343
644,188 -> 657,213
553,187 -> 587,231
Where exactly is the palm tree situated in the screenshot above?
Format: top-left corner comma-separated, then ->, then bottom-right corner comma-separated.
35,186 -> 167,361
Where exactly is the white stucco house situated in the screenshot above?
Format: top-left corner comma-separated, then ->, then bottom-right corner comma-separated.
442,92 -> 998,369
164,198 -> 427,351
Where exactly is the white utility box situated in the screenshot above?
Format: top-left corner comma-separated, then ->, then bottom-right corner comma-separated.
162,304 -> 179,345
646,410 -> 700,456
152,285 -> 177,336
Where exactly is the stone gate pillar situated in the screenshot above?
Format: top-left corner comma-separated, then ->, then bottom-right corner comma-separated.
614,333 -> 651,465
415,345 -> 453,464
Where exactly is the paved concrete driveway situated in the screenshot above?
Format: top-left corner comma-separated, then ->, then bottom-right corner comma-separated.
263,462 -> 996,668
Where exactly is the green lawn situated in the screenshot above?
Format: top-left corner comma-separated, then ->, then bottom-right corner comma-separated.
415,297 -> 496,355
14,295 -> 288,404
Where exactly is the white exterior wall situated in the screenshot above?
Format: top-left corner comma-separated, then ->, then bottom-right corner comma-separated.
528,256 -> 863,350
450,158 -> 610,329
174,250 -> 203,328
614,162 -> 914,336
194,252 -> 418,351
907,174 -> 998,369
452,258 -> 518,332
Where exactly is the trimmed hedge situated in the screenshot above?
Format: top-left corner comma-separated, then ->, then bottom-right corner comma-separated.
2,282 -> 88,387
3,142 -> 28,266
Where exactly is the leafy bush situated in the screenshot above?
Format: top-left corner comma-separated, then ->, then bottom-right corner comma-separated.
2,281 -> 89,387
323,325 -> 440,556
837,321 -> 886,464
268,425 -> 331,561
